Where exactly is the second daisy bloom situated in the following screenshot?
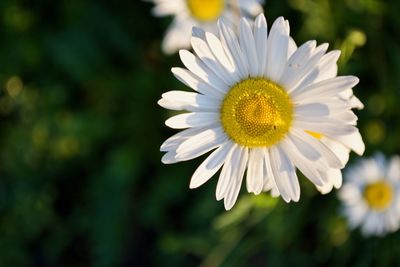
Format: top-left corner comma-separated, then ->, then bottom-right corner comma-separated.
159,14 -> 364,210
339,154 -> 400,236
149,0 -> 264,54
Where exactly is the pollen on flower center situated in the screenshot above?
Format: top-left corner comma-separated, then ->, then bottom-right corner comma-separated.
364,181 -> 393,211
221,78 -> 293,147
305,130 -> 323,139
187,0 -> 224,22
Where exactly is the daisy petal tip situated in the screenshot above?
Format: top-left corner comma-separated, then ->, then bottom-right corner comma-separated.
356,143 -> 366,156
353,76 -> 360,85
256,12 -> 266,21
319,187 -> 333,195
159,144 -> 168,152
165,116 -> 185,129
224,199 -> 235,211
170,67 -> 179,75
189,180 -> 199,189
204,31 -> 217,41
157,98 -> 170,109
333,50 -> 341,56
178,49 -> 188,57
174,154 -> 183,161
239,17 -> 250,26
161,153 -> 176,165
313,179 -> 325,188
319,43 -> 329,51
310,40 -> 317,47
293,190 -> 301,202
281,194 -> 291,203
164,118 -> 173,128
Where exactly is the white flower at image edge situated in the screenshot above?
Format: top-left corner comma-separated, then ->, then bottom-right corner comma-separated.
159,13 -> 365,210
148,0 -> 264,54
339,154 -> 400,237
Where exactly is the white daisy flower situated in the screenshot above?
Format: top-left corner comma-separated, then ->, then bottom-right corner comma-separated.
338,154 -> 400,237
147,0 -> 264,54
159,13 -> 364,210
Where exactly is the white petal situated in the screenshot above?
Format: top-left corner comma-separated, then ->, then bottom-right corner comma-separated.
160,126 -> 207,152
362,212 -> 380,236
165,112 -> 219,129
291,128 -> 344,169
330,130 -> 365,156
316,180 -> 333,194
332,111 -> 358,125
338,183 -> 362,204
171,67 -> 224,99
295,118 -> 357,137
347,95 -> 364,110
224,147 -> 248,210
190,29 -> 238,86
329,168 -> 343,188
239,18 -> 258,77
287,37 -> 298,58
269,146 -> 300,202
265,17 -> 290,82
292,76 -> 359,100
321,137 -> 350,166
216,144 -> 239,200
218,18 -> 249,78
176,127 -> 226,161
295,103 -> 330,117
317,168 -> 342,194
158,90 -> 220,111
313,50 -> 341,83
280,137 -> 325,187
246,148 -> 265,194
280,40 -> 317,90
161,151 -> 179,164
345,204 -> 368,229
179,50 -> 230,94
295,132 -> 327,160
205,32 -> 241,82
254,13 -> 268,76
190,141 -> 234,188
263,149 -> 280,196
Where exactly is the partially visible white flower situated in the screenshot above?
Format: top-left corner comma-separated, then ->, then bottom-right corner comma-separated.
147,0 -> 264,54
338,154 -> 400,237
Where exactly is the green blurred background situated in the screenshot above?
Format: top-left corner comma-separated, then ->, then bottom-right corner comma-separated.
0,0 -> 400,266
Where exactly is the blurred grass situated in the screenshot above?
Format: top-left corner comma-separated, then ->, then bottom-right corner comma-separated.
0,0 -> 400,266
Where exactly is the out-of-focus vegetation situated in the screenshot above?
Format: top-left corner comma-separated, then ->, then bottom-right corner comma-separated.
0,0 -> 400,266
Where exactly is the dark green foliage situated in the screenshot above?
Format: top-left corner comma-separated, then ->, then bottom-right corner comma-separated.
0,0 -> 399,266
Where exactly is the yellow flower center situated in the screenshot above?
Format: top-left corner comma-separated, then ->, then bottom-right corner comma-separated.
305,130 -> 323,139
364,181 -> 394,211
187,0 -> 224,22
221,78 -> 293,147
